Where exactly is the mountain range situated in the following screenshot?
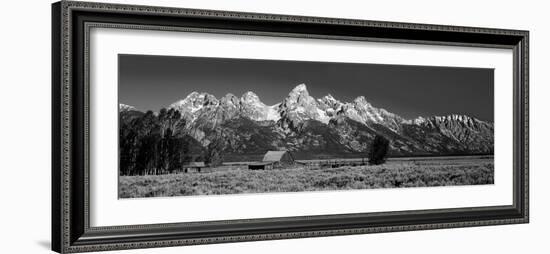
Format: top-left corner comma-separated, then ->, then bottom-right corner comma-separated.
119,84 -> 493,161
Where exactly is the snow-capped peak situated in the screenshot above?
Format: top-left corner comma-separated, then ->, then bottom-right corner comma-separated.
279,83 -> 331,124
291,83 -> 309,94
169,92 -> 197,108
324,94 -> 336,101
168,91 -> 220,122
353,96 -> 370,106
285,83 -> 313,103
318,94 -> 342,108
336,95 -> 405,131
411,116 -> 427,125
285,84 -> 311,103
317,94 -> 343,118
238,91 -> 280,122
241,91 -> 262,105
119,103 -> 136,112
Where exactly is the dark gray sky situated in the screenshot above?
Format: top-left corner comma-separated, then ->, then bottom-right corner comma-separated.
119,54 -> 494,121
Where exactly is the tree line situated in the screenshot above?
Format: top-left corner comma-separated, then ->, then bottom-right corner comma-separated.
119,108 -> 224,176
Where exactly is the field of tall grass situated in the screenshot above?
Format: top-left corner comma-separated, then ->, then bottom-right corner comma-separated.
119,157 -> 493,198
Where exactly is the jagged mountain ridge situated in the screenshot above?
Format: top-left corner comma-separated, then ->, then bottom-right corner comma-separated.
120,84 -> 493,160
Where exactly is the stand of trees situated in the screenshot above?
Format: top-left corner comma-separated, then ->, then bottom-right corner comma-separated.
119,108 -> 222,176
368,135 -> 390,165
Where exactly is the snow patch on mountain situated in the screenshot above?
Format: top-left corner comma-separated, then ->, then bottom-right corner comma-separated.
240,91 -> 281,122
169,92 -> 219,122
265,104 -> 281,121
119,103 -> 136,112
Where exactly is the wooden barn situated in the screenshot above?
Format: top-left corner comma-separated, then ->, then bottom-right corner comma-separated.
179,162 -> 206,173
262,150 -> 295,168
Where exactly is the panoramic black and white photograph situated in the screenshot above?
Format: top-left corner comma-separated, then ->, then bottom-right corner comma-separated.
118,54 -> 494,198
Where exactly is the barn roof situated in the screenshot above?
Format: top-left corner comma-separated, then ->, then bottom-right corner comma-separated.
262,151 -> 292,162
249,162 -> 274,166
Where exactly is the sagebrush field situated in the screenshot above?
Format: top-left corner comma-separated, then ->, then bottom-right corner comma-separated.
119,156 -> 493,198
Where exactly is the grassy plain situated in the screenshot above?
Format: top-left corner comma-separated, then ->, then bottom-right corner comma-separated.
119,156 -> 493,198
